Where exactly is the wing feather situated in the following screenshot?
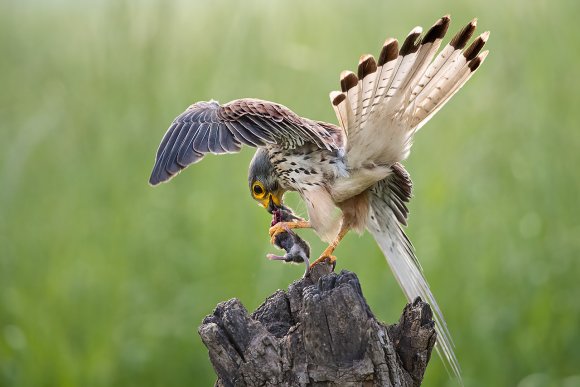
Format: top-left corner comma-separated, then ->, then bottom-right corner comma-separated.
159,122 -> 185,174
149,99 -> 344,185
176,133 -> 203,167
175,112 -> 205,166
234,117 -> 271,146
217,124 -> 241,153
223,120 -> 259,147
207,123 -> 224,154
165,122 -> 191,174
191,122 -> 212,154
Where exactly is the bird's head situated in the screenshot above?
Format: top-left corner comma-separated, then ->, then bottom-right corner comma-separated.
248,148 -> 285,214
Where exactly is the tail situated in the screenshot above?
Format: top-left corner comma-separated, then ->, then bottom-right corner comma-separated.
366,165 -> 462,384
329,16 -> 489,169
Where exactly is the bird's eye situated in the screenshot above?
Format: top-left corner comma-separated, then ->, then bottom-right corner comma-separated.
252,182 -> 265,198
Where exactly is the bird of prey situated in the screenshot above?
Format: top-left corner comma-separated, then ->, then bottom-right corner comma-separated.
149,15 -> 488,382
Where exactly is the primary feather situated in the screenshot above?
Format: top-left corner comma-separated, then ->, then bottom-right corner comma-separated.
149,99 -> 344,185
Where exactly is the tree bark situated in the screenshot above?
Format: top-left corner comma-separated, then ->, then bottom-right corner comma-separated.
198,262 -> 436,386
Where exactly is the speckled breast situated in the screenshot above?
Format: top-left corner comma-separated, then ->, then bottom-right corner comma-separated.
268,144 -> 344,192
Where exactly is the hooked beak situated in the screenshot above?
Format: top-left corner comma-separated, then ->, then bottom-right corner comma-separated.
266,194 -> 282,214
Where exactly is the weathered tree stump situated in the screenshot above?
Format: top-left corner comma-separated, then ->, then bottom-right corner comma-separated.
198,262 -> 436,386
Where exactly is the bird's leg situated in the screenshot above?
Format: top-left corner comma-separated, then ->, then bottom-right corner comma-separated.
310,223 -> 350,269
269,220 -> 311,245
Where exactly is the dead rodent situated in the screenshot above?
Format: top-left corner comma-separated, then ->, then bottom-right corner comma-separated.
267,208 -> 311,277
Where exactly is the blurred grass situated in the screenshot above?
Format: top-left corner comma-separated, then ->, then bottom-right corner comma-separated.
1,0 -> 580,386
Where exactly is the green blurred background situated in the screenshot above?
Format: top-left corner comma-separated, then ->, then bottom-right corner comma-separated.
1,0 -> 579,386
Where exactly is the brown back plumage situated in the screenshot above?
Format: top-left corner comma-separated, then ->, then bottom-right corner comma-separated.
149,99 -> 345,185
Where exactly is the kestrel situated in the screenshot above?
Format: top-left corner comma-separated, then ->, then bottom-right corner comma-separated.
149,15 -> 488,381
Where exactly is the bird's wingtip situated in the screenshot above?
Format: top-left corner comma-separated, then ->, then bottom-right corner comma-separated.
148,173 -> 162,187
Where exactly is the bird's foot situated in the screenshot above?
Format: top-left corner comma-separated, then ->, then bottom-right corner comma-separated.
269,223 -> 289,245
309,241 -> 338,270
269,220 -> 310,245
309,254 -> 336,271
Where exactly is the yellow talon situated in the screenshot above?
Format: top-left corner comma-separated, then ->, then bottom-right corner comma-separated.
269,223 -> 286,237
269,223 -> 288,244
268,220 -> 312,244
308,222 -> 349,269
309,254 -> 337,269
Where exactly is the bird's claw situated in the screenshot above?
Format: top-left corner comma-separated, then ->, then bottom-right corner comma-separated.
309,255 -> 337,271
269,223 -> 288,245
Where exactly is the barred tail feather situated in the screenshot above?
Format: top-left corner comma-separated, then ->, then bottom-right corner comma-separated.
358,54 -> 378,130
408,18 -> 477,107
368,38 -> 399,117
342,71 -> 360,131
397,16 -> 450,101
375,26 -> 423,113
329,16 -> 489,169
367,183 -> 462,384
411,39 -> 489,131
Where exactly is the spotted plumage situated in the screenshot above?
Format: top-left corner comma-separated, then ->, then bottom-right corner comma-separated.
149,16 -> 489,384
270,145 -> 344,191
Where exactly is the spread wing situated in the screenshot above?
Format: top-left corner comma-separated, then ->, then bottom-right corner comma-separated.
329,16 -> 489,168
149,98 -> 344,185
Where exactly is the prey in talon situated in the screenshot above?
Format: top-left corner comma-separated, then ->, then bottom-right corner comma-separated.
267,225 -> 311,277
267,208 -> 311,277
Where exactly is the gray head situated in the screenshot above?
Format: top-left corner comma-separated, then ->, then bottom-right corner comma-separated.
248,148 -> 284,213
